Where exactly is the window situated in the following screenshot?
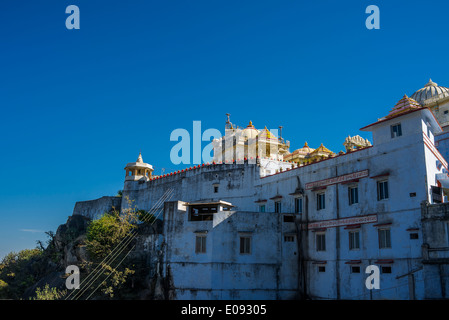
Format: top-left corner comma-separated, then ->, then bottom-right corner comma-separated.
318,266 -> 326,272
351,266 -> 361,273
391,123 -> 402,138
214,186 -> 219,193
195,235 -> 207,254
381,266 -> 392,274
317,193 -> 325,210
259,205 -> 266,213
189,205 -> 218,221
377,180 -> 389,201
410,233 -> 419,240
378,228 -> 391,249
295,197 -> 303,214
275,201 -> 282,213
349,231 -> 360,250
445,110 -> 448,115
284,235 -> 295,242
240,236 -> 251,254
349,186 -> 359,205
283,215 -> 295,223
316,233 -> 326,251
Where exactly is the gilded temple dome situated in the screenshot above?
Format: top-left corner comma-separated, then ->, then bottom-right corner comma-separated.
410,79 -> 449,105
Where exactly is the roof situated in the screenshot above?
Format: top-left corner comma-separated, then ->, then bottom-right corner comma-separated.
411,79 -> 449,105
185,200 -> 234,207
360,105 -> 442,133
124,152 -> 154,170
385,95 -> 421,119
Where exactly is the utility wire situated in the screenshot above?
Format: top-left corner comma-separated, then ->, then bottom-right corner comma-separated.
70,189 -> 173,300
66,188 -> 174,300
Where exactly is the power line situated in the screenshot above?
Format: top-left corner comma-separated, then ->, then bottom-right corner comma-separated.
65,188 -> 174,300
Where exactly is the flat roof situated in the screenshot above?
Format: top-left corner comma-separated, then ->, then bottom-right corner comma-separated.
185,200 -> 234,207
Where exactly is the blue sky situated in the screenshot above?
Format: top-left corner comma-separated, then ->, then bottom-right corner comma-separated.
1,0 -> 449,259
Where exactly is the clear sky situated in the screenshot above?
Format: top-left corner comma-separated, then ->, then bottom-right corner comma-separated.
1,0 -> 449,259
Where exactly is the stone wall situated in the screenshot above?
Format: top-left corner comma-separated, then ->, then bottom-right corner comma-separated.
72,196 -> 122,220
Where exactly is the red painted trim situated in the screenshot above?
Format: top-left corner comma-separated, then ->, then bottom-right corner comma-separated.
373,222 -> 392,227
345,260 -> 362,264
374,259 -> 394,264
340,179 -> 359,185
311,228 -> 327,232
370,173 -> 390,179
423,132 -> 448,170
360,107 -> 425,131
259,147 -> 373,180
344,224 -> 361,230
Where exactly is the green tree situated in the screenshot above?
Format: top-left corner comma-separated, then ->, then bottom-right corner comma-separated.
0,248 -> 43,299
32,284 -> 67,300
85,209 -> 137,259
83,204 -> 138,299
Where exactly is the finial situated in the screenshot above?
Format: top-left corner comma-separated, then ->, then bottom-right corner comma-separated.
248,120 -> 254,127
137,151 -> 143,163
304,142 -> 308,147
226,113 -> 231,124
425,78 -> 438,87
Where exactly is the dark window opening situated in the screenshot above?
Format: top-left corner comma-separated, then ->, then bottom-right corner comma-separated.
349,186 -> 359,205
317,193 -> 325,210
275,201 -> 282,213
378,228 -> 391,249
295,197 -> 303,214
410,233 -> 419,240
316,233 -> 326,251
189,205 -> 218,221
283,215 -> 295,223
391,123 -> 402,138
195,235 -> 206,254
349,231 -> 360,250
377,180 -> 389,201
318,266 -> 326,272
381,266 -> 392,274
351,266 -> 361,273
240,236 -> 251,254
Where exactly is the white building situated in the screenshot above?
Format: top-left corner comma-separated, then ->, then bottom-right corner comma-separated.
72,81 -> 449,299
